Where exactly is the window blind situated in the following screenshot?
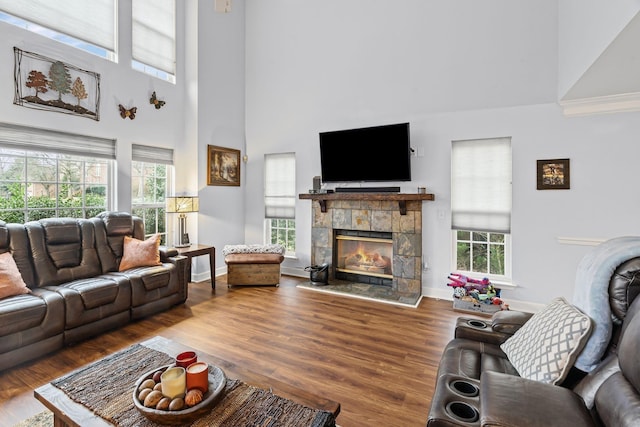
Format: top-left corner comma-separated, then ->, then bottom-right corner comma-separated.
264,153 -> 296,219
132,0 -> 176,76
451,137 -> 512,234
132,144 -> 174,165
0,0 -> 116,52
0,122 -> 116,159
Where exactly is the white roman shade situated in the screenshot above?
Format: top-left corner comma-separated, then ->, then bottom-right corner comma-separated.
132,143 -> 174,165
451,137 -> 512,234
0,122 -> 116,159
0,0 -> 116,52
132,0 -> 176,76
264,153 -> 296,219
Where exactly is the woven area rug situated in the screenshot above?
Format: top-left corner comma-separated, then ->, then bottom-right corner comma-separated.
12,411 -> 52,427
51,343 -> 335,427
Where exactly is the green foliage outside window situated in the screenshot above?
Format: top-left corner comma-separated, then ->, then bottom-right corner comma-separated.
131,161 -> 169,244
269,218 -> 295,254
0,151 -> 108,223
456,230 -> 505,276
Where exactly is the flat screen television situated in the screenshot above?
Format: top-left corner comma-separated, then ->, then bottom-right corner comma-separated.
319,122 -> 411,183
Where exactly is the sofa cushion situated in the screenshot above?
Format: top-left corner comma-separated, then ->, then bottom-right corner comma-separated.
490,310 -> 534,335
27,219 -> 102,287
49,275 -> 131,329
480,371 -> 597,427
500,297 -> 592,385
0,252 -> 30,300
119,235 -> 161,271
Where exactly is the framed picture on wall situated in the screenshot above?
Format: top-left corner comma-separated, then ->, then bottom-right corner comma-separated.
13,47 -> 100,121
207,145 -> 241,186
537,158 -> 570,190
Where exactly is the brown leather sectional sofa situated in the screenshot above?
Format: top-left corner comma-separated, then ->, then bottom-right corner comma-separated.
427,257 -> 640,426
0,211 -> 188,372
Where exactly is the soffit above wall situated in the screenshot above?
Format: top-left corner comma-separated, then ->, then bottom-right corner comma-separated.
561,11 -> 640,116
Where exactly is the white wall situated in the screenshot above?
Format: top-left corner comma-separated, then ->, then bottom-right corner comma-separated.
0,1 -> 190,212
416,104 -> 640,306
244,0 -> 640,307
0,0 -> 248,282
558,0 -> 640,99
193,0 -> 247,279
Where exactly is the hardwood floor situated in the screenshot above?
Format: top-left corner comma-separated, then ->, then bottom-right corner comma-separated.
0,275 -> 465,426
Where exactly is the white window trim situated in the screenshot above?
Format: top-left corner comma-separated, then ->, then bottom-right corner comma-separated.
451,231 -> 513,284
264,218 -> 296,258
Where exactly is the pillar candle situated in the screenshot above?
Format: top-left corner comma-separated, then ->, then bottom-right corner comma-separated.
161,367 -> 186,399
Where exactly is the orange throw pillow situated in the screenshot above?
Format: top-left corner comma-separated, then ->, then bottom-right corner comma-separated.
0,251 -> 30,299
119,235 -> 161,272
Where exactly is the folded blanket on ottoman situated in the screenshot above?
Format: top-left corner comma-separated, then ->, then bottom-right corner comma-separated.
222,244 -> 285,256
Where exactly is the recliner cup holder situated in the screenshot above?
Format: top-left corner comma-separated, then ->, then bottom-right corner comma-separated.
450,379 -> 479,397
467,319 -> 488,328
446,401 -> 479,423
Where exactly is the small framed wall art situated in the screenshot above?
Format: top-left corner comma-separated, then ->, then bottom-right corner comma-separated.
537,158 -> 570,190
207,145 -> 241,186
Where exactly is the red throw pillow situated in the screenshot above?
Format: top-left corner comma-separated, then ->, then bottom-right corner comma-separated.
0,251 -> 30,299
119,235 -> 161,271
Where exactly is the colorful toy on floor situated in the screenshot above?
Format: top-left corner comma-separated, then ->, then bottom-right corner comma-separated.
447,273 -> 508,311
453,287 -> 467,298
447,273 -> 490,291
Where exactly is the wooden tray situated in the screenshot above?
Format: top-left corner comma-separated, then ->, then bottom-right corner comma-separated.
133,364 -> 226,425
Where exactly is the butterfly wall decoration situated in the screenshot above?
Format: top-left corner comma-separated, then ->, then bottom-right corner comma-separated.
119,104 -> 136,120
149,91 -> 166,109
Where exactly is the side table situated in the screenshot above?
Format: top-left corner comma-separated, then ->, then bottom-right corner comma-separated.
176,244 -> 216,289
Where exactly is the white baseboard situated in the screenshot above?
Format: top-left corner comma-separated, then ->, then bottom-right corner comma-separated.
219,265 -> 546,313
282,266 -> 307,278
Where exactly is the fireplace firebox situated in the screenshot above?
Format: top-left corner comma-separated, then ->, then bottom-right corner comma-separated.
334,230 -> 393,286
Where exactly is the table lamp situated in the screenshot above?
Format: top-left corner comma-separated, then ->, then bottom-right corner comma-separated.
166,196 -> 199,247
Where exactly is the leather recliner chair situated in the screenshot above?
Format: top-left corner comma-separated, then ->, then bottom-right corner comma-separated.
427,251 -> 640,426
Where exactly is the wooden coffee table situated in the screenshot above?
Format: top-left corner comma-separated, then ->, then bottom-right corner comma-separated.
34,336 -> 340,426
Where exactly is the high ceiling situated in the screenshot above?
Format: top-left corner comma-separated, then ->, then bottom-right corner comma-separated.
561,11 -> 640,115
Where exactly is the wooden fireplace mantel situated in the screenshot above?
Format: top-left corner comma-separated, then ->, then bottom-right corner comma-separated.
298,192 -> 435,215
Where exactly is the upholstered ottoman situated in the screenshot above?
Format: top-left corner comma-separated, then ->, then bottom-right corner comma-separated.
222,244 -> 285,286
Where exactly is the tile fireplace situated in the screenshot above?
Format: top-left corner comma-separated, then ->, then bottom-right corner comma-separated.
299,192 -> 434,303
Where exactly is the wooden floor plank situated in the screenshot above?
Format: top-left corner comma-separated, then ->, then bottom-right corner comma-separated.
0,275 -> 465,426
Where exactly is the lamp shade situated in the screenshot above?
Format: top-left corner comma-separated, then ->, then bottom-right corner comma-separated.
166,196 -> 199,213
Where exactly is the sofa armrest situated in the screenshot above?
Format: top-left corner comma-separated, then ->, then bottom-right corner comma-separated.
156,251 -> 189,302
159,245 -> 178,260
490,310 -> 533,334
480,371 -> 596,427
454,310 -> 534,345
454,317 -> 512,345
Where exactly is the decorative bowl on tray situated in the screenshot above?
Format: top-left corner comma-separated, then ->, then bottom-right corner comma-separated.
132,364 -> 227,425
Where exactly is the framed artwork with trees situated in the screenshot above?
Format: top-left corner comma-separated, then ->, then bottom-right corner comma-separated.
13,47 -> 100,121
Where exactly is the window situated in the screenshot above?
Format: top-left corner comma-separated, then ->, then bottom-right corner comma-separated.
132,0 -> 176,83
267,218 -> 296,255
455,231 -> 510,276
451,137 -> 512,278
131,144 -> 174,244
264,153 -> 296,255
0,1 -> 116,61
0,123 -> 114,223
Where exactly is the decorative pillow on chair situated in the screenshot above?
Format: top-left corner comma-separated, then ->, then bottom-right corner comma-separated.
500,297 -> 592,385
119,235 -> 161,271
0,251 -> 30,299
